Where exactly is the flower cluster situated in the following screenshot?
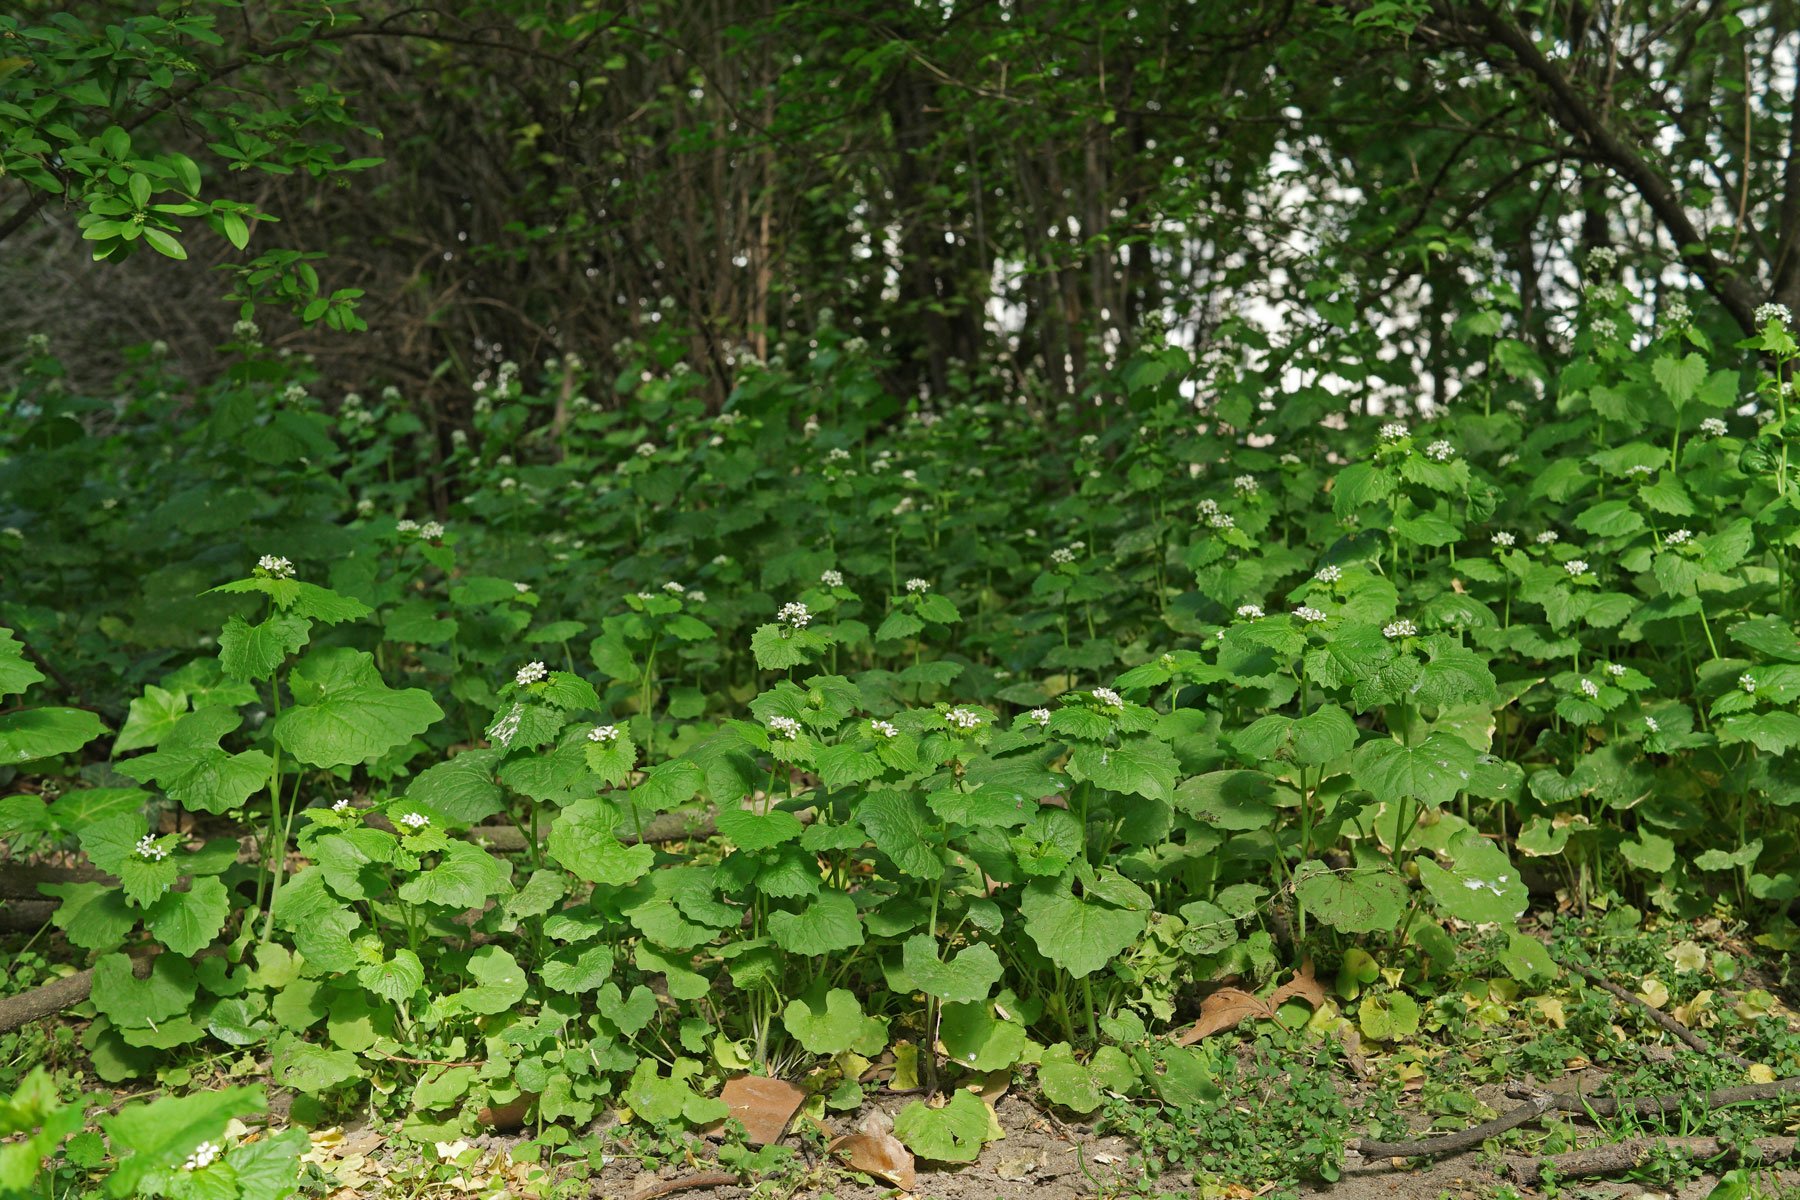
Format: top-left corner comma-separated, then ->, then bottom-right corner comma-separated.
1492,531 -> 1516,547
1579,678 -> 1599,699
588,724 -> 619,743
1666,529 -> 1693,546
398,811 -> 430,830
1740,673 -> 1757,694
1383,618 -> 1417,639
256,554 -> 295,578
1379,421 -> 1408,441
490,702 -> 523,748
1536,531 -> 1559,545
945,707 -> 983,730
1644,715 -> 1661,733
821,569 -> 844,588
1233,474 -> 1258,494
1424,439 -> 1454,462
182,1142 -> 221,1172
1050,547 -> 1076,565
1699,417 -> 1728,438
1754,302 -> 1792,327
1565,559 -> 1589,577
1314,565 -> 1341,583
636,442 -> 658,457
1028,708 -> 1051,726
777,601 -> 811,629
869,719 -> 898,738
135,834 -> 168,862
515,661 -> 548,686
905,578 -> 931,593
767,715 -> 801,739
1091,687 -> 1123,708
1293,606 -> 1326,623
1235,603 -> 1264,620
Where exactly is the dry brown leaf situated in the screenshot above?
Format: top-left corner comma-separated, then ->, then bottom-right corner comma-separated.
475,1092 -> 536,1131
830,1130 -> 916,1190
1175,963 -> 1326,1046
719,1074 -> 806,1145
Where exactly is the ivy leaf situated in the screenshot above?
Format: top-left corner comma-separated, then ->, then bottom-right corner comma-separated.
274,648 -> 442,768
584,725 -> 638,787
894,1090 -> 992,1163
1351,733 -> 1477,809
116,707 -> 270,814
767,890 -> 864,956
397,841 -> 510,909
548,797 -> 655,886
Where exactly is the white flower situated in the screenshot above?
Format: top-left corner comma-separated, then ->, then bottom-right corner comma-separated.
826,447 -> 852,462
1206,512 -> 1235,529
398,811 -> 430,830
636,442 -> 657,457
1754,302 -> 1792,327
1050,547 -> 1076,565
1664,298 -> 1691,326
1699,417 -> 1728,438
419,521 -> 445,539
1293,606 -> 1327,623
355,498 -> 375,517
1233,474 -> 1258,494
767,714 -> 801,739
869,719 -> 898,739
332,798 -> 352,812
515,661 -> 548,686
1028,708 -> 1051,726
1606,663 -> 1627,677
1740,673 -> 1757,694
1196,498 -> 1219,516
1579,677 -> 1599,698
1492,531 -> 1516,547
1644,715 -> 1660,732
905,578 -> 931,593
1586,246 -> 1618,274
1565,559 -> 1589,577
514,582 -> 530,594
1279,452 -> 1302,465
945,707 -> 984,730
1091,687 -> 1123,708
1383,619 -> 1417,639
686,590 -> 706,604
1666,529 -> 1693,546
1536,531 -> 1559,544
662,581 -> 685,594
499,477 -> 518,491
777,601 -> 811,629
181,1142 -> 221,1172
134,834 -> 167,862
256,555 -> 294,579
490,702 -> 523,748
1425,440 -> 1455,462
589,724 -> 619,743
821,569 -> 844,588
901,469 -> 918,481
1079,434 -> 1099,447
1314,565 -> 1342,583
1379,421 -> 1409,441
892,497 -> 915,515
1236,603 -> 1264,620
712,554 -> 731,566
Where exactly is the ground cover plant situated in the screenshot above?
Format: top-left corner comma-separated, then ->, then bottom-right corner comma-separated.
10,2 -> 1800,1198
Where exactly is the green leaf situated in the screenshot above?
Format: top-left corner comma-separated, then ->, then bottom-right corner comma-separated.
397,841 -> 511,909
1358,991 -> 1420,1041
858,791 -> 943,879
144,878 -> 229,955
271,1033 -> 362,1094
894,935 -> 1003,1004
542,944 -> 615,994
584,725 -> 638,787
1019,871 -> 1149,978
453,946 -> 528,1014
100,1087 -> 264,1197
357,948 -> 424,1004
274,648 -> 442,768
767,890 -> 864,956
219,613 -> 310,682
548,797 -> 655,886
1292,861 -> 1408,933
1173,771 -> 1291,831
1653,352 -> 1706,405
783,985 -> 866,1054
112,686 -> 190,754
0,628 -> 45,698
0,707 -> 106,764
1416,831 -> 1528,924
91,955 -> 196,1029
1352,733 -> 1477,809
939,1002 -> 1026,1071
116,707 -> 270,814
38,883 -> 135,951
1069,737 -> 1177,801
894,1090 -> 992,1163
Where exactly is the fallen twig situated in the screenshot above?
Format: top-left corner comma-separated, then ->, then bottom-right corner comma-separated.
1568,962 -> 1751,1069
1356,1075 -> 1800,1161
628,1171 -> 736,1200
1508,1136 -> 1800,1184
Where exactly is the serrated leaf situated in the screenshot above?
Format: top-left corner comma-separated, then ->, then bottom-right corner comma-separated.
548,797 -> 654,885
893,1090 -> 991,1163
274,648 -> 441,768
767,890 -> 863,956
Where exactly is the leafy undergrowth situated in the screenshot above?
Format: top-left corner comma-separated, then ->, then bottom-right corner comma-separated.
5,280 -> 1800,1198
